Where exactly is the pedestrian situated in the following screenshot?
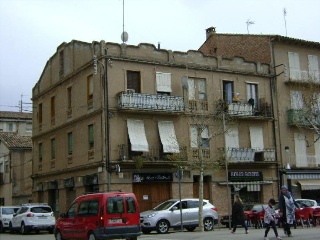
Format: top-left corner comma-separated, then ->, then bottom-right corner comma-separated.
278,185 -> 299,237
231,194 -> 248,234
264,198 -> 282,240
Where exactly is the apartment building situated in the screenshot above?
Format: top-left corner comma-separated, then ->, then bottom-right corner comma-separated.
200,27 -> 320,202
0,111 -> 32,136
0,132 -> 32,205
32,40 -> 277,214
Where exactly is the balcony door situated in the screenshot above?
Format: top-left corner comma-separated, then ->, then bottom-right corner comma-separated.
294,133 -> 307,167
288,52 -> 301,80
127,71 -> 141,93
223,81 -> 234,104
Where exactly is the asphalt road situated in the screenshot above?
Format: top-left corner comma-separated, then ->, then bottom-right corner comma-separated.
0,226 -> 319,240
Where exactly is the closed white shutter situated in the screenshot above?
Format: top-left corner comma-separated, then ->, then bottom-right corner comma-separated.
290,91 -> 303,109
294,133 -> 307,167
288,52 -> 301,80
190,125 -> 198,148
249,126 -> 264,150
225,125 -> 239,148
188,79 -> 195,100
314,134 -> 320,166
308,55 -> 319,82
156,72 -> 172,92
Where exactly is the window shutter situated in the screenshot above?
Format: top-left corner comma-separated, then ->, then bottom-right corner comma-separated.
225,125 -> 239,148
288,52 -> 301,80
188,79 -> 195,100
249,126 -> 264,150
294,133 -> 307,167
314,134 -> 320,166
308,55 -> 319,82
156,72 -> 172,92
198,79 -> 206,100
190,125 -> 198,148
290,91 -> 303,109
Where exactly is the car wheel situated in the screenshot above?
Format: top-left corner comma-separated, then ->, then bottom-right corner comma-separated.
55,230 -> 65,240
204,218 -> 214,231
226,223 -> 229,228
88,232 -> 97,240
20,222 -> 28,235
126,237 -> 137,240
185,226 -> 196,232
142,229 -> 152,234
156,219 -> 169,234
49,228 -> 54,234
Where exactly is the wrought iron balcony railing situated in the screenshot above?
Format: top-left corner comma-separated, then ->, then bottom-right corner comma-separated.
224,147 -> 276,163
289,69 -> 320,83
118,92 -> 184,112
227,101 -> 272,118
287,109 -> 320,126
294,154 -> 320,168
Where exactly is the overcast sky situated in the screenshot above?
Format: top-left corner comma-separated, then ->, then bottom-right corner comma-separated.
0,0 -> 319,112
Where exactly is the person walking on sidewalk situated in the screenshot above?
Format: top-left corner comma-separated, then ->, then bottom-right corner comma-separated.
264,198 -> 282,240
231,194 -> 248,234
279,185 -> 299,237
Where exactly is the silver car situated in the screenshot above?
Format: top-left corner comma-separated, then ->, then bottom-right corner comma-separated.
0,206 -> 20,232
140,198 -> 219,234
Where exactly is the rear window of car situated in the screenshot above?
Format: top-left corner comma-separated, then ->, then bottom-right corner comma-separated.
31,206 -> 52,213
107,197 -> 124,214
126,197 -> 137,213
78,200 -> 99,216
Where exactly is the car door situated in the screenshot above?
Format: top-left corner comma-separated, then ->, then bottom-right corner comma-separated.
59,202 -> 78,239
169,201 -> 189,227
186,200 -> 200,226
11,207 -> 27,228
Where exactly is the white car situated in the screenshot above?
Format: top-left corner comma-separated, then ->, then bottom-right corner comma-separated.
140,198 -> 219,234
295,199 -> 318,208
0,206 -> 20,232
9,203 -> 56,234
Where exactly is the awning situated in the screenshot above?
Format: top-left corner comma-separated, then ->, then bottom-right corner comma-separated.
158,121 -> 179,153
297,179 -> 320,190
219,181 -> 273,192
127,119 -> 149,152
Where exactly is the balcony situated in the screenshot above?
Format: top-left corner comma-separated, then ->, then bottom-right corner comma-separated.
227,101 -> 272,118
118,92 -> 184,113
118,144 -> 188,161
288,70 -> 320,84
287,109 -> 320,127
224,148 -> 276,163
294,155 -> 320,168
191,148 -> 210,159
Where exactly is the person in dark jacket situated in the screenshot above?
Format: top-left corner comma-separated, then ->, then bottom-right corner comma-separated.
231,194 -> 248,234
279,185 -> 299,237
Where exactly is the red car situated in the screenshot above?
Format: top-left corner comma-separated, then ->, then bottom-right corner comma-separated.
54,192 -> 141,240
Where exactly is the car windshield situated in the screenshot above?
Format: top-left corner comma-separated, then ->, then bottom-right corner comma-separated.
2,207 -> 19,215
31,206 -> 52,213
153,200 -> 176,211
243,204 -> 254,211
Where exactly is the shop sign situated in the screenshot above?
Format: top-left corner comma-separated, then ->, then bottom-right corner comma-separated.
228,171 -> 263,182
133,172 -> 173,183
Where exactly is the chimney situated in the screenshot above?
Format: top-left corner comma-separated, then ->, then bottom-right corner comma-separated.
206,27 -> 216,39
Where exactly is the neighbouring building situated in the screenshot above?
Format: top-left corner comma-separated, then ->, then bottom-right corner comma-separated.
200,27 -> 320,203
32,39 -> 278,215
0,132 -> 32,205
0,111 -> 33,136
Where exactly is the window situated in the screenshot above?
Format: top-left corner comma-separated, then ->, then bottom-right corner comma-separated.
68,132 -> 73,155
0,122 -> 3,132
39,143 -> 43,162
51,96 -> 55,124
187,78 -> 207,100
190,125 -> 209,148
308,55 -> 319,81
156,72 -> 172,93
126,197 -> 137,213
290,91 -> 303,109
59,50 -> 64,78
223,81 -> 234,104
246,83 -> 258,108
127,71 -> 141,93
38,103 -> 43,125
8,123 -> 13,132
78,200 -> 99,216
288,52 -> 301,80
88,124 -> 94,149
87,75 -> 94,102
67,87 -> 72,110
67,202 -> 78,218
26,123 -> 32,133
107,197 -> 124,214
51,138 -> 56,160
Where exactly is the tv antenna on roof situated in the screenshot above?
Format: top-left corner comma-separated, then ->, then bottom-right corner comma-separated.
246,19 -> 255,34
121,0 -> 128,43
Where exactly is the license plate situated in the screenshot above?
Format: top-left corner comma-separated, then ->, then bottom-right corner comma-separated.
108,218 -> 122,223
38,216 -> 47,219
